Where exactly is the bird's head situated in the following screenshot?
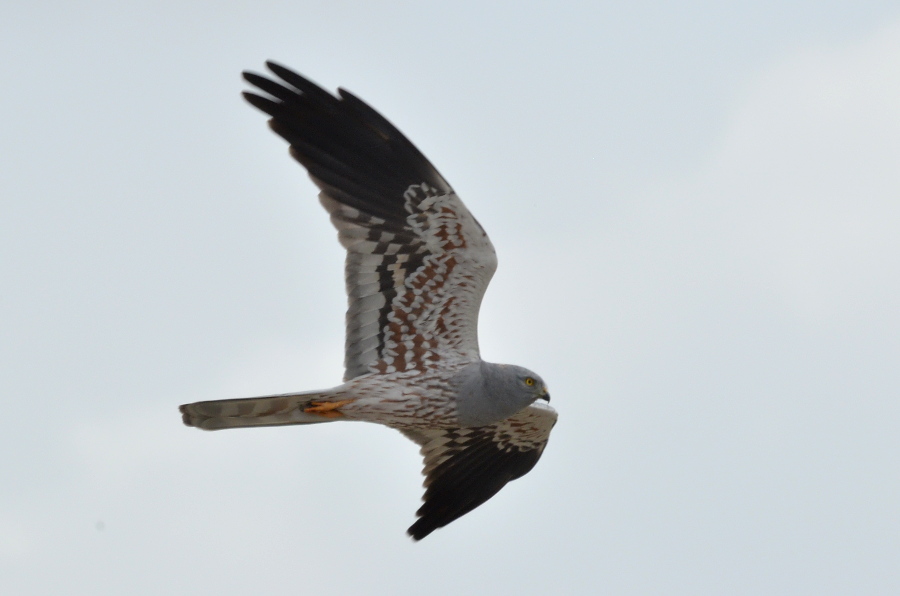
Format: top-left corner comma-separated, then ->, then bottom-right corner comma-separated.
454,362 -> 550,427
515,367 -> 550,403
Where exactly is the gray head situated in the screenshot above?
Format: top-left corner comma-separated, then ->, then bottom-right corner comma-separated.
453,361 -> 550,427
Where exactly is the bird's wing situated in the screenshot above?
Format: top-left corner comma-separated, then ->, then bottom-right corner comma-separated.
400,401 -> 557,540
243,63 -> 497,381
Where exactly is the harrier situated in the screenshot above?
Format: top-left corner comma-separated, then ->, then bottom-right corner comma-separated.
180,62 -> 557,540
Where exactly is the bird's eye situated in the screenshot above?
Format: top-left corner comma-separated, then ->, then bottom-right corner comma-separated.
525,377 -> 535,386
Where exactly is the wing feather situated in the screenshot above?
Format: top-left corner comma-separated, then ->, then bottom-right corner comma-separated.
401,402 -> 558,540
243,63 -> 497,380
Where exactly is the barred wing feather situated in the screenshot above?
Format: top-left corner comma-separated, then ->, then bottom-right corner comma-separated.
401,401 -> 558,540
243,63 -> 497,381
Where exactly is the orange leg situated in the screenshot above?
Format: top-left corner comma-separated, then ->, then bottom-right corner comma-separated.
304,399 -> 355,418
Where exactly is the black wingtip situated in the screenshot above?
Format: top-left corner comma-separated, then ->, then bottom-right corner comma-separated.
241,91 -> 277,116
407,519 -> 434,541
240,60 -> 453,232
242,71 -> 271,88
261,62 -> 335,103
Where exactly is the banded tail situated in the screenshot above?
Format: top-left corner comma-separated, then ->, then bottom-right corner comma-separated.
180,389 -> 344,431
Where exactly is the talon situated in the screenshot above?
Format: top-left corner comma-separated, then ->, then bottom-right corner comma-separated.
304,399 -> 354,418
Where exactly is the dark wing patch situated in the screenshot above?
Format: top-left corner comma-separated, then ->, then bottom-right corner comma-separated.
243,63 -> 497,380
243,62 -> 452,214
401,402 -> 557,540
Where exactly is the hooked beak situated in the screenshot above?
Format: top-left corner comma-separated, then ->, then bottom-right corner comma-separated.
539,387 -> 550,402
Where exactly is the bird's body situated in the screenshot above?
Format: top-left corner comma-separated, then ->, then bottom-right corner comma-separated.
180,62 -> 557,540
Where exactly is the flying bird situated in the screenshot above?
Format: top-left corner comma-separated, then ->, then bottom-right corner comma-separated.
179,62 -> 557,540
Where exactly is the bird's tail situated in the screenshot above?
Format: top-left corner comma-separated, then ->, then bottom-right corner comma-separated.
180,389 -> 346,431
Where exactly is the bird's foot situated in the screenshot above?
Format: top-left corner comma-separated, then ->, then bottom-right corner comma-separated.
304,399 -> 355,418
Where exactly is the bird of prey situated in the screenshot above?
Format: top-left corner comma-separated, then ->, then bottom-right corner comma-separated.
179,62 -> 557,540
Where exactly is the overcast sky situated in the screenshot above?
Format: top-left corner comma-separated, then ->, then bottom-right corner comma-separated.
2,1 -> 899,594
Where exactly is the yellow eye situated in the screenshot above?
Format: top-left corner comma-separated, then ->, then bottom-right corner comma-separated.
525,377 -> 535,386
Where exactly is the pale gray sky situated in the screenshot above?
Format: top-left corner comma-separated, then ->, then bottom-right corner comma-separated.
2,2 -> 899,594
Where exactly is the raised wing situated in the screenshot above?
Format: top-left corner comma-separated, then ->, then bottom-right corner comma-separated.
243,63 -> 497,381
401,401 -> 557,540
